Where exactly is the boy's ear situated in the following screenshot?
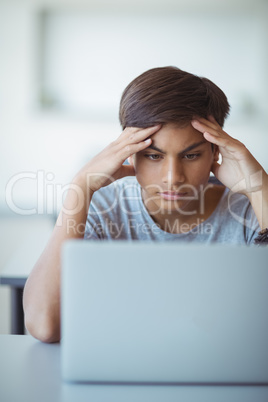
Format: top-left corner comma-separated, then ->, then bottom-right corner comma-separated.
213,145 -> 219,162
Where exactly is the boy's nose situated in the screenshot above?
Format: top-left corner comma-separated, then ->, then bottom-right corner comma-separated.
162,159 -> 185,187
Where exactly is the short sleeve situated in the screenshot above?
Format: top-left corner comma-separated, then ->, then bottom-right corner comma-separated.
84,202 -> 103,240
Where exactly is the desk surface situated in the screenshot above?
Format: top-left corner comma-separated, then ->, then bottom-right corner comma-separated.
1,335 -> 268,402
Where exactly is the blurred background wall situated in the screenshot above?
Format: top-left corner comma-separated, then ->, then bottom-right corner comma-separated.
1,0 -> 267,333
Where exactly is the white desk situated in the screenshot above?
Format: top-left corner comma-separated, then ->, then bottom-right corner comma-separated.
1,335 -> 268,402
0,230 -> 52,334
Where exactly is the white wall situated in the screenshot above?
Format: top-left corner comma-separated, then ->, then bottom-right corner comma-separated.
1,0 -> 268,213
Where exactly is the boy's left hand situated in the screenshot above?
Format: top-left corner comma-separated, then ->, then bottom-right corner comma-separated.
191,116 -> 266,197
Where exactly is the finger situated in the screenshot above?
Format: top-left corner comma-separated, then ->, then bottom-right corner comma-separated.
191,118 -> 218,132
203,131 -> 239,153
121,125 -> 161,143
207,115 -> 221,128
191,119 -> 230,139
191,119 -> 217,134
116,137 -> 152,161
114,125 -> 159,157
192,116 -> 218,131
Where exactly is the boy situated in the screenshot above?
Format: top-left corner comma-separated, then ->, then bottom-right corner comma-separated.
23,66 -> 268,343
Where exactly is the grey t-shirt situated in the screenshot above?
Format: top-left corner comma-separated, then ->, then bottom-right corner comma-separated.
84,177 -> 260,244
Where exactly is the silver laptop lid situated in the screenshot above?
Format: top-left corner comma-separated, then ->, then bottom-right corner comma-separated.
61,241 -> 268,384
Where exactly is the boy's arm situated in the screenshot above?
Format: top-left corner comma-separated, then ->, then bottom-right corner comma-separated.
191,117 -> 268,231
23,126 -> 160,343
23,176 -> 92,343
246,174 -> 268,230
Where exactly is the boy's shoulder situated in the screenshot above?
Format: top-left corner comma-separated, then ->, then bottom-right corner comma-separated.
91,176 -> 141,208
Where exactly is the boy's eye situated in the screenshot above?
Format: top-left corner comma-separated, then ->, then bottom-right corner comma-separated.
184,153 -> 200,160
145,154 -> 161,160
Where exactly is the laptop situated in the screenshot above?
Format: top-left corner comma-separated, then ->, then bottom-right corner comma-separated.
61,240 -> 268,384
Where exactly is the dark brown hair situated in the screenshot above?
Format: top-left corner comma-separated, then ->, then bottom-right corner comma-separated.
119,66 -> 230,129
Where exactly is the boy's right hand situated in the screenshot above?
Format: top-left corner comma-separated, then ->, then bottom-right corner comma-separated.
75,125 -> 161,193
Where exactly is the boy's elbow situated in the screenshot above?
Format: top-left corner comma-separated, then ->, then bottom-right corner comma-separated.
24,311 -> 61,344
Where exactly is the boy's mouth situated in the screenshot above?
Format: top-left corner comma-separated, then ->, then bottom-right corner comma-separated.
159,191 -> 189,201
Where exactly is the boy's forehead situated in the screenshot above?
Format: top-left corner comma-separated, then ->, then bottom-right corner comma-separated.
149,123 -> 207,151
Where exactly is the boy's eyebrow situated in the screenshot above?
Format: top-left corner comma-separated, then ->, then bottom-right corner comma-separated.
146,140 -> 207,155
